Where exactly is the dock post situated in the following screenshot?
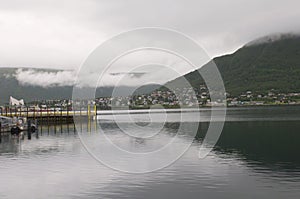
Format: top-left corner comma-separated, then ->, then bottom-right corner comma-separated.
47,107 -> 49,126
27,120 -> 32,140
35,119 -> 38,133
39,108 -> 42,134
0,123 -> 2,143
33,107 -> 36,120
54,107 -> 57,125
60,108 -> 63,133
93,104 -> 97,121
80,104 -> 82,117
67,106 -> 69,123
40,108 -> 42,125
60,106 -> 62,124
36,128 -> 39,139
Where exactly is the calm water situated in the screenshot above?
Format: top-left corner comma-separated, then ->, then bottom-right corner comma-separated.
1,106 -> 300,198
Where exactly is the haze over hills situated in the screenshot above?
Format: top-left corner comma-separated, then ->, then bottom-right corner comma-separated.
0,68 -> 72,105
0,33 -> 300,105
168,34 -> 300,96
0,68 -> 160,105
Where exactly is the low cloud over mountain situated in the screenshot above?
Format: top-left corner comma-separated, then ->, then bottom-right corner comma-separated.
14,69 -> 76,87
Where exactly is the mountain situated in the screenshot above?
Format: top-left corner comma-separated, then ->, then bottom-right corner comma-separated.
0,68 -> 160,105
0,68 -> 73,105
1,33 -> 300,105
167,34 -> 300,96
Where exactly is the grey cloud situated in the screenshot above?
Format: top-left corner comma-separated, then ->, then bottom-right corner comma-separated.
14,69 -> 76,87
110,72 -> 147,78
245,33 -> 300,46
0,0 -> 299,70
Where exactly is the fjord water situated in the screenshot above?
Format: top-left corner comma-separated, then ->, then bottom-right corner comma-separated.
1,106 -> 300,198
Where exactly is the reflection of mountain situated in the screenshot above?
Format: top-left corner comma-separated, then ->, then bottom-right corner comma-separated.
196,121 -> 300,170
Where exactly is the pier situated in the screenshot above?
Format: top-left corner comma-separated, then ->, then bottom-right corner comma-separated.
0,105 -> 98,124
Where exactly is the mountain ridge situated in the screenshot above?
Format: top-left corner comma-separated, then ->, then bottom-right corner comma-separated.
167,33 -> 300,96
1,33 -> 300,105
0,68 -> 159,105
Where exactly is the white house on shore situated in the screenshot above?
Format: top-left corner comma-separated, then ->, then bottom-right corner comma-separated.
9,96 -> 25,106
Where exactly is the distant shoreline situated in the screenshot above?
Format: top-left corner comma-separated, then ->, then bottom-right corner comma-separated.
96,104 -> 300,115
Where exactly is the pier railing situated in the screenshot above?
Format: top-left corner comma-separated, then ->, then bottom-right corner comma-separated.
0,105 -> 98,123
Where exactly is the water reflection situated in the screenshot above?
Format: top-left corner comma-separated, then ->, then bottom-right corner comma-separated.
0,107 -> 300,198
213,121 -> 300,170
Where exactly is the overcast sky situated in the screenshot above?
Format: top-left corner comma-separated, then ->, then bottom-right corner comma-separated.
0,0 -> 299,70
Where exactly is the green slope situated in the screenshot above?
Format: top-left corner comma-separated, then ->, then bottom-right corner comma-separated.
168,34 -> 300,96
1,34 -> 300,104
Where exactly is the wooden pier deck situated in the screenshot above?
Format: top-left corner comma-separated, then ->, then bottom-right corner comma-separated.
0,105 -> 98,125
